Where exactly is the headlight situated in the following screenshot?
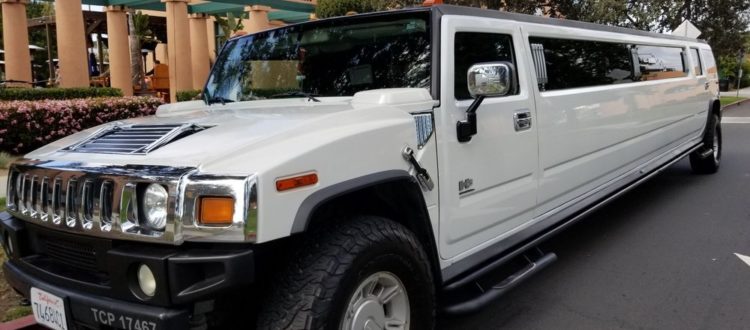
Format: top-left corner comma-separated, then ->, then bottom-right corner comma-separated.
137,264 -> 157,297
142,184 -> 168,230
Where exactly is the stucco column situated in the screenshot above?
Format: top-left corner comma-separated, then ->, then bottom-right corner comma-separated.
106,6 -> 133,96
1,0 -> 32,84
243,5 -> 270,34
163,0 -> 192,102
55,0 -> 89,87
189,13 -> 210,90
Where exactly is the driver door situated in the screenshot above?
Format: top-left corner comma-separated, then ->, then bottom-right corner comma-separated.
436,16 -> 539,261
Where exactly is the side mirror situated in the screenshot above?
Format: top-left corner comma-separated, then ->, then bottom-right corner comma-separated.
457,62 -> 516,143
467,62 -> 514,97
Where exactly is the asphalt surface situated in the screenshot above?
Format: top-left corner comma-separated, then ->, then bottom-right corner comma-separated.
438,103 -> 750,330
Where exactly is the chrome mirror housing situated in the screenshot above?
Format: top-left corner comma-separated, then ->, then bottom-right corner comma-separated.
467,62 -> 515,97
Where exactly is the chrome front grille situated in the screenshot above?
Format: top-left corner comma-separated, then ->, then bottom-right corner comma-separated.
11,170 -> 116,231
5,161 -> 191,244
4,159 -> 258,244
65,124 -> 208,155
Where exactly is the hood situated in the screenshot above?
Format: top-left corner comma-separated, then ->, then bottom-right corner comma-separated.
25,88 -> 436,173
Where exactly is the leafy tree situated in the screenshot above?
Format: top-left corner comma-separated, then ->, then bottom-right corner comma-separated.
213,12 -> 247,48
546,0 -> 750,58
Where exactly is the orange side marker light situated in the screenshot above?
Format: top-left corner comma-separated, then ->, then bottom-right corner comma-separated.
276,173 -> 318,192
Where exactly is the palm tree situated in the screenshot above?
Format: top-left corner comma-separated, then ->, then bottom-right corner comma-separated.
129,11 -> 152,90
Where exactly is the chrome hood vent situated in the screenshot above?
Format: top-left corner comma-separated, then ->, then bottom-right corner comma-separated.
65,123 -> 208,155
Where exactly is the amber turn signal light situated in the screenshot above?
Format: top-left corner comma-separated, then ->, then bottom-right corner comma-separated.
199,197 -> 234,225
276,173 -> 318,191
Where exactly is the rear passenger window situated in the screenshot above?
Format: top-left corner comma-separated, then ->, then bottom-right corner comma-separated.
454,32 -> 516,100
634,45 -> 688,80
528,37 -> 633,91
701,49 -> 717,75
691,48 -> 703,75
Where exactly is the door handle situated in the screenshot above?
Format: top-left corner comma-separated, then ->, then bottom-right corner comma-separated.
514,110 -> 532,131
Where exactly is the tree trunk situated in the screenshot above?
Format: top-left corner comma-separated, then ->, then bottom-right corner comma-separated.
128,13 -> 144,91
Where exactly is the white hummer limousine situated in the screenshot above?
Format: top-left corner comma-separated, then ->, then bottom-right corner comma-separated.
1,5 -> 720,330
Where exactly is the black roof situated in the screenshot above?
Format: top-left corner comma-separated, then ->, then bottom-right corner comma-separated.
433,5 -> 707,44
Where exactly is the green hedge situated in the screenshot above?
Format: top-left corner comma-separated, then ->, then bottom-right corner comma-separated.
0,87 -> 123,101
176,90 -> 202,102
0,96 -> 163,154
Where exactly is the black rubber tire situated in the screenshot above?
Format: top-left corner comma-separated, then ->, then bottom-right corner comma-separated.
690,114 -> 721,174
257,216 -> 435,330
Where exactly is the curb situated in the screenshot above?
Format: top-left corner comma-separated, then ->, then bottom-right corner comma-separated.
721,98 -> 750,110
0,315 -> 42,330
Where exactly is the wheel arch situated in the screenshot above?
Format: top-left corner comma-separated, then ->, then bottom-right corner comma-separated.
711,98 -> 721,119
291,170 -> 443,284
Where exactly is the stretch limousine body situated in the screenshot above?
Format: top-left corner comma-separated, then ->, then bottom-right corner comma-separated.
1,5 -> 719,330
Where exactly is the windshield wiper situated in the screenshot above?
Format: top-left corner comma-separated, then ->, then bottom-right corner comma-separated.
269,91 -> 321,102
206,96 -> 235,105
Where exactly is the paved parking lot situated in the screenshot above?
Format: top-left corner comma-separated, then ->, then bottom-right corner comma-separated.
439,102 -> 750,329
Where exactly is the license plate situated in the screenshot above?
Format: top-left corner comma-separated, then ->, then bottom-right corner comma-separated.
31,287 -> 68,330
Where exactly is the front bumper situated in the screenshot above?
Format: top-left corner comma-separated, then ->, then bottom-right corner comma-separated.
0,212 -> 255,329
4,261 -> 189,329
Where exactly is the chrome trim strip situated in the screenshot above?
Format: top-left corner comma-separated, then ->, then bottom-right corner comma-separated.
139,124 -> 202,154
244,178 -> 258,241
65,178 -> 77,228
119,182 -> 138,234
80,180 -> 94,230
51,177 -> 62,225
38,177 -> 49,222
179,174 -> 256,242
19,174 -> 30,216
99,181 -> 113,232
29,175 -> 38,218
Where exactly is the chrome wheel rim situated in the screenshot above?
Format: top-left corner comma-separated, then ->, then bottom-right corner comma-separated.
341,271 -> 410,330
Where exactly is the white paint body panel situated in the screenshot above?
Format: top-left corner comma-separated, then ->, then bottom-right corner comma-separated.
21,11 -> 718,277
436,16 -> 538,260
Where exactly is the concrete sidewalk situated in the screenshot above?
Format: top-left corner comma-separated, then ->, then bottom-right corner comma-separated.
725,86 -> 750,98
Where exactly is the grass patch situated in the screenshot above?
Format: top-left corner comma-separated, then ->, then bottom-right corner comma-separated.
0,198 -> 29,322
720,96 -> 747,106
1,306 -> 31,322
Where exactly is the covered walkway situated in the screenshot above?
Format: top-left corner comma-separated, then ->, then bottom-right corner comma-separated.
1,0 -> 315,101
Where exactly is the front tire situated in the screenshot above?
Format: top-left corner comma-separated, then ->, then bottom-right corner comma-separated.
690,114 -> 721,174
258,216 -> 435,330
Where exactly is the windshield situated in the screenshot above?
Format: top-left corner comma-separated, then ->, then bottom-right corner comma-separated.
203,11 -> 431,103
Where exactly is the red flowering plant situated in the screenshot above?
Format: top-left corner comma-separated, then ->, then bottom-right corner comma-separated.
0,96 -> 163,154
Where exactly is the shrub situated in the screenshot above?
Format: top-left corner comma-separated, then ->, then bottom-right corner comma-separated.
0,96 -> 163,154
177,90 -> 202,102
0,87 -> 123,101
0,152 -> 13,169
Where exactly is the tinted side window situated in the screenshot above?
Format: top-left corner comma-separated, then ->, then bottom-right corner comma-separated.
454,32 -> 516,100
691,48 -> 703,75
634,45 -> 688,81
701,49 -> 717,75
529,37 -> 633,91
